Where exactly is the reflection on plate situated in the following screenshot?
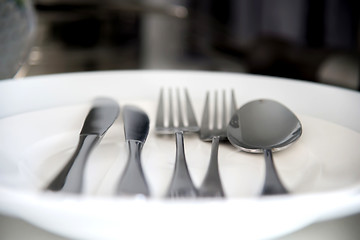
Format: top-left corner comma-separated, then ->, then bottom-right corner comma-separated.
0,71 -> 360,240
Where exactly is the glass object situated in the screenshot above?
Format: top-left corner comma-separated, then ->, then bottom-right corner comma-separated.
0,0 -> 36,79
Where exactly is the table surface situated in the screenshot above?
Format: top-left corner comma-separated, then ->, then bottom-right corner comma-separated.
1,213 -> 360,240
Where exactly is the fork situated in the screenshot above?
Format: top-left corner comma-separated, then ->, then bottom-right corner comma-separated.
155,88 -> 200,198
198,90 -> 237,197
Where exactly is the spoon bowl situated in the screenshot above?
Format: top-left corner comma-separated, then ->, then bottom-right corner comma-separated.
227,99 -> 302,195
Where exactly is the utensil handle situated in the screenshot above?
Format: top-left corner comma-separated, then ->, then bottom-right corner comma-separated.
116,140 -> 150,196
166,132 -> 198,198
262,149 -> 288,195
46,134 -> 99,193
198,136 -> 225,197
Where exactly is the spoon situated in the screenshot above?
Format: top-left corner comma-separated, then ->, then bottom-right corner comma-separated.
227,99 -> 302,195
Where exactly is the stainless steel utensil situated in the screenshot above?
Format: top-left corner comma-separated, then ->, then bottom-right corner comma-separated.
198,90 -> 236,197
227,99 -> 302,195
155,88 -> 200,198
116,105 -> 150,196
46,97 -> 120,193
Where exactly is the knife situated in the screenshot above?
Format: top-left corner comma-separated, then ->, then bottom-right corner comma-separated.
116,105 -> 150,197
46,97 -> 120,193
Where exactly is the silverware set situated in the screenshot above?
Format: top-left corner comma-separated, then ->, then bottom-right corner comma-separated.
45,88 -> 302,199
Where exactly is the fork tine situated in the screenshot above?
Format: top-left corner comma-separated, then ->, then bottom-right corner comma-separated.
200,92 -> 210,130
221,90 -> 227,129
213,91 -> 218,129
168,88 -> 175,129
176,88 -> 185,128
184,88 -> 198,127
230,89 -> 237,116
155,88 -> 165,129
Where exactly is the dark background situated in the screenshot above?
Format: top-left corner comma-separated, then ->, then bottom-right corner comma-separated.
20,0 -> 359,90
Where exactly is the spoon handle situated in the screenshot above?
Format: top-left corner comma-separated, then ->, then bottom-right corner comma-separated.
262,149 -> 288,195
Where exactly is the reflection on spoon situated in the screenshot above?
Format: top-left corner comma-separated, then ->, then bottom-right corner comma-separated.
227,99 -> 302,195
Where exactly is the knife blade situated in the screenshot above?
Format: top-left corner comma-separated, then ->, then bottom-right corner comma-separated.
116,105 -> 150,196
46,97 -> 120,193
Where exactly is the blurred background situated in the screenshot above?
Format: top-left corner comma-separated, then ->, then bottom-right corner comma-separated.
2,0 -> 359,90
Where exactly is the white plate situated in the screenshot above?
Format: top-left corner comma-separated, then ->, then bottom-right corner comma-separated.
0,70 -> 360,239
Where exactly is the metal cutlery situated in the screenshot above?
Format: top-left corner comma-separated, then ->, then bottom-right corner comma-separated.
227,99 -> 302,195
46,97 -> 120,193
198,90 -> 236,197
116,105 -> 150,197
155,88 -> 200,198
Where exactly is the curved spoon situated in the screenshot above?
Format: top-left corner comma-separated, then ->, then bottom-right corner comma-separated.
227,99 -> 302,195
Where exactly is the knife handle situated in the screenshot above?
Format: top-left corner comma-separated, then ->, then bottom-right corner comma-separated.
46,134 -> 99,193
116,140 -> 150,196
